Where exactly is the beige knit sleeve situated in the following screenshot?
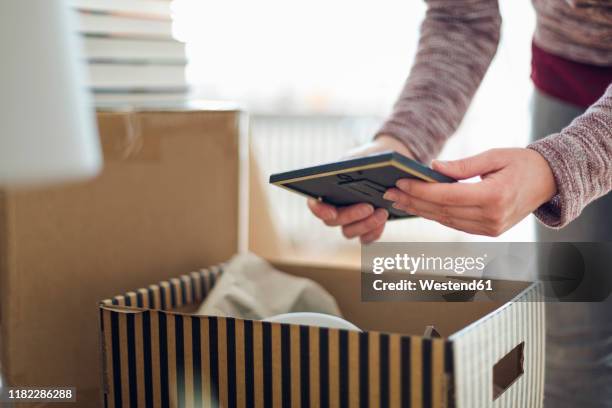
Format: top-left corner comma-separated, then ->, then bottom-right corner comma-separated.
376,0 -> 502,163
528,84 -> 612,228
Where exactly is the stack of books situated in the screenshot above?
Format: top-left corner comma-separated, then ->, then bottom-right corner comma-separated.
71,0 -> 190,108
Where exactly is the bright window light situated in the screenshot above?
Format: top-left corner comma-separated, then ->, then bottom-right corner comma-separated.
172,1 -> 537,256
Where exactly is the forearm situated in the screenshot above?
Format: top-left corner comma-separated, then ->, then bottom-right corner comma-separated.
377,0 -> 501,163
528,84 -> 612,228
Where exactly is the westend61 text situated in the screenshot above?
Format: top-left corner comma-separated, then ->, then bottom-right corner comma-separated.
373,278 -> 493,292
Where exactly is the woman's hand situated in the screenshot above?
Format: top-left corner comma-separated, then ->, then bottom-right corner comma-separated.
383,148 -> 557,237
307,135 -> 414,244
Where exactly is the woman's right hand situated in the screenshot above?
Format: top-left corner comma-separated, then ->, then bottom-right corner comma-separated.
307,135 -> 415,244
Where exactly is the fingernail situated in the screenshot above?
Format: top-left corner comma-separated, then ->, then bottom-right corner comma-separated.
323,209 -> 337,221
383,191 -> 397,201
361,204 -> 374,217
378,209 -> 389,220
396,179 -> 410,190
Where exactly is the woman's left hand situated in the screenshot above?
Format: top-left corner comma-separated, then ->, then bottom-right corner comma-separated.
383,148 -> 557,237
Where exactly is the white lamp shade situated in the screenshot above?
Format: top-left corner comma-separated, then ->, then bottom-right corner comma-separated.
0,0 -> 101,187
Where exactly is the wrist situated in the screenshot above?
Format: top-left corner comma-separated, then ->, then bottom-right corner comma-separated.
374,134 -> 416,159
527,148 -> 557,205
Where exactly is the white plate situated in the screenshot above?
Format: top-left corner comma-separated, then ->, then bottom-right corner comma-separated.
264,312 -> 361,331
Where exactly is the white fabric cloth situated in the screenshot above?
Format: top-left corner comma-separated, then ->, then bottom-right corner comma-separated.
197,253 -> 341,320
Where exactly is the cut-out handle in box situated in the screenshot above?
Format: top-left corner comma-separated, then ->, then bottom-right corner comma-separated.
493,342 -> 525,400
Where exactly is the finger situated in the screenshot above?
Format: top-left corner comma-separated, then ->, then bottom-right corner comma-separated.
395,179 -> 490,207
325,203 -> 374,227
385,188 -> 484,221
431,149 -> 508,180
360,224 -> 385,245
437,218 -> 493,236
341,208 -> 388,239
394,204 -> 491,235
392,202 -> 477,226
307,198 -> 337,221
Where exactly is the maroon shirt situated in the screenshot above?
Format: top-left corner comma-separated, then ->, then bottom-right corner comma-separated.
531,41 -> 612,108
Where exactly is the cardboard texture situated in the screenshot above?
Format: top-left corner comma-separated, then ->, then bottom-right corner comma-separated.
100,261 -> 545,408
0,107 -> 245,406
248,150 -> 285,260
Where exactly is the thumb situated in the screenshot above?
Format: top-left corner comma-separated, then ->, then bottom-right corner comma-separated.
431,149 -> 507,180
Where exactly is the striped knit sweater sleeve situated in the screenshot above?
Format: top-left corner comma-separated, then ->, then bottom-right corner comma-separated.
376,0 -> 502,163
528,85 -> 612,228
377,0 -> 612,229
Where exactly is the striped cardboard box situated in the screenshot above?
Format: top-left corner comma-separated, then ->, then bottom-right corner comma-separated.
99,264 -> 543,408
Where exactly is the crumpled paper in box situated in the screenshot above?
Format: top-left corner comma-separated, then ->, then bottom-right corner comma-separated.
197,253 -> 341,320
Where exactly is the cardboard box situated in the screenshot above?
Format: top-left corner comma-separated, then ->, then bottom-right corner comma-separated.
100,261 -> 544,408
0,106 -> 247,406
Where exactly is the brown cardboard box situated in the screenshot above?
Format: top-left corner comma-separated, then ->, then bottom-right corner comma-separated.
248,150 -> 284,260
100,261 -> 544,408
0,107 -> 246,406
